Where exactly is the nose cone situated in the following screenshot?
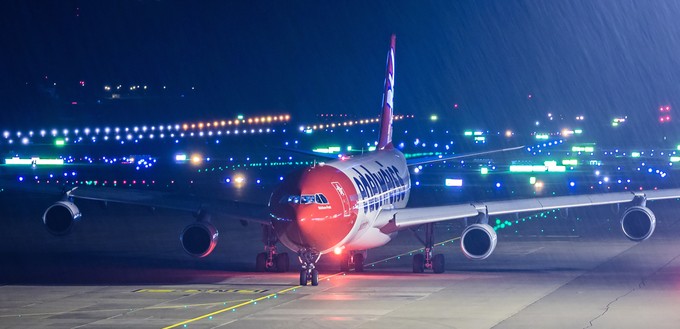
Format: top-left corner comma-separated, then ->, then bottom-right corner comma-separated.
269,165 -> 358,253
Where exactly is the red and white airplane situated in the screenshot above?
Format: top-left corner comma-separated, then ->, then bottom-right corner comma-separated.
41,35 -> 680,286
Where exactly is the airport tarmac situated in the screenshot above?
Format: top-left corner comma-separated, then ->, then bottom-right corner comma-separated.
1,192 -> 680,328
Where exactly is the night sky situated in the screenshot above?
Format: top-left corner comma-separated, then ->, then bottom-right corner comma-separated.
3,1 -> 680,133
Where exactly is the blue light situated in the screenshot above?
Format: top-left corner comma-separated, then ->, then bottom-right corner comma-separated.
569,181 -> 575,187
18,176 -> 23,182
496,182 -> 501,188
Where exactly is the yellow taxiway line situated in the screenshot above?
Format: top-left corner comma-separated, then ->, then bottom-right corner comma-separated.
164,235 -> 461,328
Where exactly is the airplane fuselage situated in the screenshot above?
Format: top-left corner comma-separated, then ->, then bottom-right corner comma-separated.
268,147 -> 411,255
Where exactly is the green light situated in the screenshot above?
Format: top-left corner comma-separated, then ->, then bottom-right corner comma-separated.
535,134 -> 549,140
529,177 -> 536,185
574,129 -> 583,134
464,131 -> 473,136
368,146 -> 376,151
631,152 -> 640,158
480,167 -> 489,175
547,165 -> 566,172
430,115 -> 438,121
474,136 -> 486,141
671,156 -> 680,162
237,114 -> 244,120
544,160 -> 557,167
312,146 -> 341,154
55,139 -> 65,146
473,131 -> 483,136
562,159 -> 578,166
572,146 -> 594,152
347,146 -> 352,151
612,122 -> 619,127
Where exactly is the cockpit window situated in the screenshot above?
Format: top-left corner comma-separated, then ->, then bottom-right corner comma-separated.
281,193 -> 329,204
300,195 -> 315,204
316,194 -> 328,204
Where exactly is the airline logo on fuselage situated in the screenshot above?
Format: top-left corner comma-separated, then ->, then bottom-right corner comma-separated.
351,161 -> 406,214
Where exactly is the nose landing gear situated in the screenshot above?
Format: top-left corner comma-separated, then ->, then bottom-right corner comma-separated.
298,249 -> 320,286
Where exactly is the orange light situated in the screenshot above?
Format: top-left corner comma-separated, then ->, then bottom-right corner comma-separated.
333,247 -> 343,255
220,120 -> 226,126
182,124 -> 189,130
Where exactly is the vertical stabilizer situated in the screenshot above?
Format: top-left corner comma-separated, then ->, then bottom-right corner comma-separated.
378,34 -> 396,150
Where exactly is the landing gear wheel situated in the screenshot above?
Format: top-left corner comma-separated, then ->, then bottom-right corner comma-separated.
432,254 -> 445,274
340,254 -> 350,272
255,252 -> 267,272
353,253 -> 365,272
311,269 -> 319,286
275,252 -> 290,272
299,270 -> 308,286
413,254 -> 425,273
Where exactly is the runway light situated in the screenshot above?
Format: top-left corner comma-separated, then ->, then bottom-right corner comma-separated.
445,178 -> 463,187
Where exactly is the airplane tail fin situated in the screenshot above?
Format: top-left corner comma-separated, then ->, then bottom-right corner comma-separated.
377,34 -> 396,150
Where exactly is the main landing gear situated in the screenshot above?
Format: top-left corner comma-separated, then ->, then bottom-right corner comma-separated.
340,251 -> 366,272
298,249 -> 320,286
255,224 -> 290,272
411,223 -> 445,274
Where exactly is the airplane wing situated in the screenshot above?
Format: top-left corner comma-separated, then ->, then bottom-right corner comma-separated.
1,180 -> 269,225
378,188 -> 680,231
66,186 -> 270,224
406,145 -> 525,167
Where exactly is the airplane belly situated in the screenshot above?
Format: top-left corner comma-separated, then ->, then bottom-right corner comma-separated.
344,227 -> 396,250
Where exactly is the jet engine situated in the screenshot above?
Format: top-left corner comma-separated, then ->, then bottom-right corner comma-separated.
461,223 -> 498,260
620,206 -> 656,242
180,220 -> 219,258
43,200 -> 82,235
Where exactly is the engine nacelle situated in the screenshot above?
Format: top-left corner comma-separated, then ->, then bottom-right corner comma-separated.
43,200 -> 82,235
620,206 -> 656,242
180,221 -> 219,258
461,223 -> 498,260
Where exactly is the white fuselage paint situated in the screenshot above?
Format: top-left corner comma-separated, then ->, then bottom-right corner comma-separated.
324,148 -> 410,252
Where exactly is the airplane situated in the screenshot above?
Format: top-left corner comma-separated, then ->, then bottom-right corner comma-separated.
37,34 -> 680,286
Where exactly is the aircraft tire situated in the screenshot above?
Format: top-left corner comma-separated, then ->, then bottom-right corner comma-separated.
432,254 -> 445,274
255,252 -> 267,272
275,252 -> 290,272
311,269 -> 319,286
354,253 -> 364,272
340,254 -> 350,272
299,270 -> 308,286
412,254 -> 425,273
